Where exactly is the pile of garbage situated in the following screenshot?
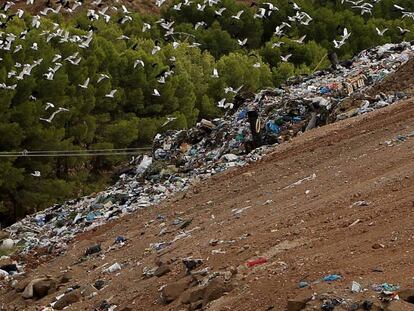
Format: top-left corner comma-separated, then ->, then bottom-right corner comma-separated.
2,41 -> 413,261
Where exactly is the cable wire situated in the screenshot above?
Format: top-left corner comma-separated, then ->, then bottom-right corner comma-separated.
0,149 -> 151,158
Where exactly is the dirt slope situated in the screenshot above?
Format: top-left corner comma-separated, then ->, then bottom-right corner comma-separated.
1,99 -> 414,311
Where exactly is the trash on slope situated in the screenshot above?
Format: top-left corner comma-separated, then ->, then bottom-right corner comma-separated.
2,41 -> 413,267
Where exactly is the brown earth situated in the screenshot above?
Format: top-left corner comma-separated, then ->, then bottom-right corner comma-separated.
1,95 -> 414,310
368,57 -> 414,96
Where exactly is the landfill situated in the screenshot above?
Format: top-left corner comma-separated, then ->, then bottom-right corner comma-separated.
2,40 -> 414,268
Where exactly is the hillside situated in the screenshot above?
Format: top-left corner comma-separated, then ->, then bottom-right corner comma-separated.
1,42 -> 414,310
1,90 -> 414,311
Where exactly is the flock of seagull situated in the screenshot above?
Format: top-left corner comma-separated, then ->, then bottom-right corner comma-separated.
0,0 -> 413,177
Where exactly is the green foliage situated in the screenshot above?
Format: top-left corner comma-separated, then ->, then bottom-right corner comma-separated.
0,0 -> 413,224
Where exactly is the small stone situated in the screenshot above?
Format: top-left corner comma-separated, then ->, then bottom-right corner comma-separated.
33,278 -> 57,298
85,244 -> 101,256
160,276 -> 195,304
22,278 -> 57,299
15,279 -> 30,293
93,280 -> 105,290
58,272 -> 72,284
399,288 -> 414,304
54,290 -> 81,310
179,219 -> 192,229
202,277 -> 233,306
181,286 -> 206,305
372,243 -> 385,249
287,292 -> 312,311
385,300 -> 414,311
154,265 -> 171,277
0,239 -> 14,250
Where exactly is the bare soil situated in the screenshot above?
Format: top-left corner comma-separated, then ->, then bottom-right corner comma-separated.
1,96 -> 414,311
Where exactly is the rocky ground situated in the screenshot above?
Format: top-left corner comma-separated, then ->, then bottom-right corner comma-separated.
1,91 -> 414,310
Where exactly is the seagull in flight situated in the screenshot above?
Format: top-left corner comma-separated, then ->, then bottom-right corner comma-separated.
105,89 -> 117,98
215,7 -> 226,16
224,85 -> 243,94
280,54 -> 292,62
78,77 -> 90,89
397,26 -> 410,35
45,102 -> 55,110
217,98 -> 233,109
238,38 -> 248,46
152,89 -> 161,96
31,171 -> 41,177
292,35 -> 306,44
40,107 -> 69,123
97,74 -> 110,83
231,10 -> 244,20
134,59 -> 145,68
211,68 -> 219,78
375,27 -> 388,36
162,116 -> 177,127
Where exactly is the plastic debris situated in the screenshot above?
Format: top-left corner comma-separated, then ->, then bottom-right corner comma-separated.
246,257 -> 268,268
85,245 -> 101,256
3,41 -> 413,260
103,263 -> 122,274
372,283 -> 400,293
322,274 -> 342,282
351,281 -> 362,293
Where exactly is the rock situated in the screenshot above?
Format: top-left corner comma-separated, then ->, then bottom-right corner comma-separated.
54,290 -> 81,310
189,300 -> 203,311
372,243 -> 385,249
154,265 -> 171,277
0,269 -> 8,279
385,301 -> 414,311
22,278 -> 57,299
33,278 -> 57,298
58,271 -> 72,284
182,258 -> 203,274
0,238 -> 14,250
0,264 -> 17,274
399,288 -> 414,304
287,292 -> 312,311
93,280 -> 105,290
0,231 -> 9,241
202,277 -> 233,306
160,276 -> 196,304
181,286 -> 206,305
178,219 -> 192,229
80,284 -> 97,298
287,300 -> 307,311
85,244 -> 101,256
15,279 -> 30,293
0,256 -> 13,267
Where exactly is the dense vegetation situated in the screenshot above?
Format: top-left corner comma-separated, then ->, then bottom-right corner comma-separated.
0,0 -> 413,225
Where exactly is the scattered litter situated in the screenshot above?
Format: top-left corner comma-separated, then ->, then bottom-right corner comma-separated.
85,245 -> 101,256
246,257 -> 268,268
322,274 -> 342,282
232,206 -> 251,217
351,281 -> 362,293
211,249 -> 226,255
349,219 -> 361,227
351,200 -> 369,207
372,283 -> 400,293
284,173 -> 316,189
3,41 -> 413,262
103,263 -> 122,274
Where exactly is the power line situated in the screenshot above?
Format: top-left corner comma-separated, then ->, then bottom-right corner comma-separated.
0,148 -> 151,158
0,147 -> 150,154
